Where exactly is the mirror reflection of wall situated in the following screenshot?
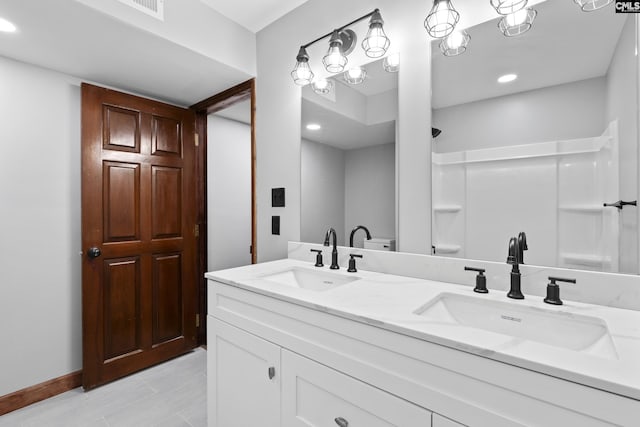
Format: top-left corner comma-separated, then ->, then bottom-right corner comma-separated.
301,57 -> 397,248
431,1 -> 638,274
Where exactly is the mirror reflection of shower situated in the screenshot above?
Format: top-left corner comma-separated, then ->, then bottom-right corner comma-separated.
430,0 -> 638,274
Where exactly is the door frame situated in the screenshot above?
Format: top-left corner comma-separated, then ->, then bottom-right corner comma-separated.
190,79 -> 257,345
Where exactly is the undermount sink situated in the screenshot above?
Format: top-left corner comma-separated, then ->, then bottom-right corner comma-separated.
414,293 -> 618,359
259,267 -> 360,291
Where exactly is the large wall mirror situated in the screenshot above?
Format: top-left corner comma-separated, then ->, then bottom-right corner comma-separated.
431,0 -> 638,274
300,57 -> 397,247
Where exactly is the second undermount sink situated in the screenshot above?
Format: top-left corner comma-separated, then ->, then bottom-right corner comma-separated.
259,267 -> 360,291
414,293 -> 618,359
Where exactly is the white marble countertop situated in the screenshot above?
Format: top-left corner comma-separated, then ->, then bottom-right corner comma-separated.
205,258 -> 640,401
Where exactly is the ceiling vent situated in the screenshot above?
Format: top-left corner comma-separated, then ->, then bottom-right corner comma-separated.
118,0 -> 165,21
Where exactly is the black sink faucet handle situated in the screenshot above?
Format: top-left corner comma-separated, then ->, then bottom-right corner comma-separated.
310,249 -> 323,267
347,254 -> 363,273
464,266 -> 488,293
544,276 -> 576,305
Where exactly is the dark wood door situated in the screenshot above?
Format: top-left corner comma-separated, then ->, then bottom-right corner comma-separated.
81,83 -> 198,390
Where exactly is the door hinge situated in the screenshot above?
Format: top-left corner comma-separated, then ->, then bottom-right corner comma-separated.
194,134 -> 199,147
196,314 -> 200,328
249,245 -> 253,254
194,224 -> 200,237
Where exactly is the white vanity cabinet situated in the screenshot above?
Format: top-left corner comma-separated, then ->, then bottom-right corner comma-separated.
208,317 -> 432,427
207,318 -> 281,427
207,277 -> 639,427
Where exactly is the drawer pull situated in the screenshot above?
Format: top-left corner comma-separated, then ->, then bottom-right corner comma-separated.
334,417 -> 349,427
268,366 -> 276,379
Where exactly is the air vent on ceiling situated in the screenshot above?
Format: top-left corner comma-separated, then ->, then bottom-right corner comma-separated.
118,0 -> 165,21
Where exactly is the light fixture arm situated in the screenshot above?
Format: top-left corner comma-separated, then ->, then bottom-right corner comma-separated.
299,8 -> 381,50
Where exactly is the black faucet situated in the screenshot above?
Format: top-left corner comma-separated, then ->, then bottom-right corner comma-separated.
324,228 -> 340,269
518,231 -> 528,264
349,225 -> 372,248
506,236 -> 524,299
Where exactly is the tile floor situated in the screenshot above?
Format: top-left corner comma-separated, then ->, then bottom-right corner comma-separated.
0,348 -> 207,427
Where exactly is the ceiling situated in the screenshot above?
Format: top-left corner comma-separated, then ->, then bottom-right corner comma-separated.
198,0 -> 310,32
0,0 -> 307,106
334,57 -> 398,97
432,0 -> 626,109
301,98 -> 395,150
301,57 -> 398,150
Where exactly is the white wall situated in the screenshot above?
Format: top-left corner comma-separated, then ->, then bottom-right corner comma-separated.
76,0 -> 256,77
0,57 -> 82,396
345,143 -> 396,247
207,114 -> 252,271
433,77 -> 607,153
606,16 -> 638,274
257,0 -> 432,260
300,139 -> 345,246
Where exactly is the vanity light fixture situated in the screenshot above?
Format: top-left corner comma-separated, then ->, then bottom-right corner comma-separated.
490,0 -> 528,15
573,0 -> 613,11
498,7 -> 537,37
323,30 -> 348,73
439,30 -> 470,56
291,47 -> 314,86
344,67 -> 367,85
383,53 -> 400,72
0,17 -> 17,33
362,9 -> 390,58
424,0 -> 460,39
311,78 -> 333,95
497,73 -> 518,83
291,9 -> 391,84
306,123 -> 322,130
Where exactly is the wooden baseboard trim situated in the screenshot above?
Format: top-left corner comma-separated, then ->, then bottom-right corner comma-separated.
0,371 -> 82,416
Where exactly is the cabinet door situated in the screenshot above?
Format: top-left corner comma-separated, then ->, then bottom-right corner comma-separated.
433,414 -> 466,427
282,350 -> 432,427
208,317 -> 280,427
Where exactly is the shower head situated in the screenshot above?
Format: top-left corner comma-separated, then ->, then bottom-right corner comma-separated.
432,127 -> 442,138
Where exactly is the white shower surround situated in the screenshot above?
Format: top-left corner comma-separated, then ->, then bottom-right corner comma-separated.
432,121 -> 620,272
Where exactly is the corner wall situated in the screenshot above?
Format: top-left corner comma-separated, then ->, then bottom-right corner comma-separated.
0,57 -> 82,396
607,15 -> 639,274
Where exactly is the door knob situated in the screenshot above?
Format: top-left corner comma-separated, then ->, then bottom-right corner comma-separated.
87,247 -> 101,259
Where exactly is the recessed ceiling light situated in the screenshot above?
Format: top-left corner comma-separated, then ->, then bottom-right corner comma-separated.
497,73 -> 517,83
306,124 -> 321,131
0,17 -> 17,33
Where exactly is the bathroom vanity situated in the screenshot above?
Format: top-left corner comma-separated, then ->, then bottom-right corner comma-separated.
206,249 -> 640,426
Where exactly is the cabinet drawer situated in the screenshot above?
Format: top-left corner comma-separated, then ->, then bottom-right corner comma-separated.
282,350 -> 432,427
433,414 -> 466,427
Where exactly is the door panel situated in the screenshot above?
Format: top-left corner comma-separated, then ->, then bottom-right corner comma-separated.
152,115 -> 182,156
82,83 -> 197,389
103,257 -> 141,360
152,166 -> 182,238
152,253 -> 183,344
103,161 -> 140,242
103,105 -> 140,152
